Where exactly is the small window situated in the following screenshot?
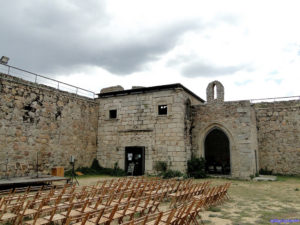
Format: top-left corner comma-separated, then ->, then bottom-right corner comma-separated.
109,109 -> 117,119
158,105 -> 167,115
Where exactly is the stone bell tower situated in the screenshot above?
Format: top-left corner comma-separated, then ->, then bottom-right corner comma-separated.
206,80 -> 224,103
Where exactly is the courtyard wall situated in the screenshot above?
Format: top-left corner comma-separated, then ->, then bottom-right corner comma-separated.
254,100 -> 300,174
0,73 -> 98,177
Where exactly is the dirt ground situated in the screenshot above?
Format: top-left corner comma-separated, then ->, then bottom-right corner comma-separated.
70,175 -> 300,225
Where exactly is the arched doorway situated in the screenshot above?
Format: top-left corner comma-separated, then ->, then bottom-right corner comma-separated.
204,129 -> 230,174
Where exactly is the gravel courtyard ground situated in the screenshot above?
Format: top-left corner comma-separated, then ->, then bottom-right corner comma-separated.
72,175 -> 300,225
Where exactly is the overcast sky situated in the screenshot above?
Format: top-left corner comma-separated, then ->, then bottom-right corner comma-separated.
1,0 -> 300,100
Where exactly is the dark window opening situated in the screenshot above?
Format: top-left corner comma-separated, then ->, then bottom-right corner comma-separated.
158,105 -> 167,115
109,109 -> 117,119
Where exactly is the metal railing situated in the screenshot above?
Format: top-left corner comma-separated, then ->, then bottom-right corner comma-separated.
0,64 -> 96,99
249,95 -> 300,103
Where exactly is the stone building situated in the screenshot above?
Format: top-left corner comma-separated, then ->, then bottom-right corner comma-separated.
1,71 -> 300,179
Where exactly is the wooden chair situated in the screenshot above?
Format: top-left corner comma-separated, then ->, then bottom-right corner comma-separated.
62,199 -> 90,217
147,208 -> 177,225
88,203 -> 118,225
125,198 -> 143,221
65,211 -> 90,225
83,207 -> 106,225
22,198 -> 46,220
189,197 -> 206,225
0,199 -> 23,224
24,201 -> 49,225
146,212 -> 163,225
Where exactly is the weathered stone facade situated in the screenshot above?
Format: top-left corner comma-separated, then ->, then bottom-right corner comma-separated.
0,73 -> 98,177
97,84 -> 203,173
254,101 -> 300,174
1,72 -> 300,179
192,101 -> 258,178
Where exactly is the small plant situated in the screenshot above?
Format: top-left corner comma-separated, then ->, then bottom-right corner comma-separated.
154,161 -> 184,178
187,156 -> 206,178
91,158 -> 102,170
295,188 -> 299,191
259,167 -> 273,175
154,161 -> 168,173
162,169 -> 183,179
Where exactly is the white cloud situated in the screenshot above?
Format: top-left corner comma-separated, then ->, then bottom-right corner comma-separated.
1,0 -> 300,100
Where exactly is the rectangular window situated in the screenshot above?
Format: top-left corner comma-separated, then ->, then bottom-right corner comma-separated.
109,109 -> 117,119
158,105 -> 167,115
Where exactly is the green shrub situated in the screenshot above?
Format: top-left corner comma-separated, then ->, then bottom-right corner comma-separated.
187,156 -> 206,178
91,158 -> 103,170
82,167 -> 98,174
161,169 -> 183,179
259,167 -> 273,175
154,161 -> 168,173
111,162 -> 126,176
64,169 -> 72,177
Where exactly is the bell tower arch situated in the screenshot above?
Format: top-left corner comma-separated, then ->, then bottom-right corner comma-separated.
206,80 -> 224,103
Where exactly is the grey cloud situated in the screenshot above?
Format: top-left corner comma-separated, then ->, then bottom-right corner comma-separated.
0,0 -> 201,76
181,62 -> 249,78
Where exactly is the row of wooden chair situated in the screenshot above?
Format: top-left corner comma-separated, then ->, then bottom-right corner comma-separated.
65,194 -> 162,225
168,181 -> 211,206
0,178 -> 230,225
0,177 -> 183,207
0,188 -> 163,224
121,196 -> 208,225
193,182 -> 231,209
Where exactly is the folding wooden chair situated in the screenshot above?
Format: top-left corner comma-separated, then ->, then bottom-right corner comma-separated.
22,198 -> 47,220
120,190 -> 135,204
89,203 -> 118,225
43,205 -> 66,223
0,199 -> 23,224
65,211 -> 90,225
146,211 -> 163,225
149,194 -> 163,213
157,208 -> 177,225
125,198 -> 142,221
184,199 -> 206,225
24,202 -> 49,225
114,200 -> 132,223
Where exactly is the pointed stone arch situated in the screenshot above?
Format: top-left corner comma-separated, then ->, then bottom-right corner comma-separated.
196,122 -> 238,177
204,128 -> 230,174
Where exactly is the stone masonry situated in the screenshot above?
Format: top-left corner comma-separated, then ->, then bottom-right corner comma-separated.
1,72 -> 300,179
192,100 -> 258,178
0,73 -> 98,178
254,101 -> 300,174
97,84 -> 203,173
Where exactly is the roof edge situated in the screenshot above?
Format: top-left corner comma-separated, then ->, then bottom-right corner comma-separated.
97,83 -> 205,102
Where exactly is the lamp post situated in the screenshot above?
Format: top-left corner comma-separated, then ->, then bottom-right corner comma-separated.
0,56 -> 9,65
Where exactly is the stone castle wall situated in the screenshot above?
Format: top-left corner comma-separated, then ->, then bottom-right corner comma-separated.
0,73 -> 98,177
97,88 -> 200,173
191,100 -> 258,178
1,73 -> 299,178
254,100 -> 300,174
